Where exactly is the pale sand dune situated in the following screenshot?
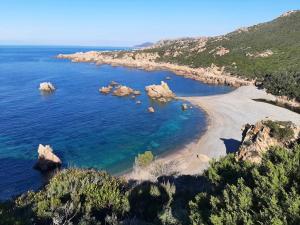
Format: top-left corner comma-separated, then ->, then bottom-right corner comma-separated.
125,85 -> 300,180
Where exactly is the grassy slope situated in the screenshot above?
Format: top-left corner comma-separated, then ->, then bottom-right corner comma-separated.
141,11 -> 300,100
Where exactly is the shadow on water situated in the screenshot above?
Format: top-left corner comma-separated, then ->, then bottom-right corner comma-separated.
220,138 -> 241,154
0,157 -> 52,200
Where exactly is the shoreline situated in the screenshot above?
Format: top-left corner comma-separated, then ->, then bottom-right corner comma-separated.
57,51 -> 253,87
124,85 -> 300,181
56,51 -> 300,180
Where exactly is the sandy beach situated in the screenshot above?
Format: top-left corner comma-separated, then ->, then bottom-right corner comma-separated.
126,85 -> 300,180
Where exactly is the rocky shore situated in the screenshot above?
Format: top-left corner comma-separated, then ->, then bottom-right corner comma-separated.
57,51 -> 253,87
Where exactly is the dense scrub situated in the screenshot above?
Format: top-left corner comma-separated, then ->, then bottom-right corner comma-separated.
141,11 -> 300,100
1,145 -> 300,224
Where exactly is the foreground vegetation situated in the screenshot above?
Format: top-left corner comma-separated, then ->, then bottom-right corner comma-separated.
1,142 -> 300,224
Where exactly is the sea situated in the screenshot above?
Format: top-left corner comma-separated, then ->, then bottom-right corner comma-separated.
0,46 -> 233,200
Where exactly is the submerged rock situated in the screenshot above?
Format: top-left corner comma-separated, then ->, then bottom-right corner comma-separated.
145,81 -> 175,102
148,106 -> 155,113
113,85 -> 134,96
39,82 -> 56,92
110,81 -> 119,87
132,90 -> 141,95
136,100 -> 142,104
165,76 -> 171,80
35,144 -> 62,172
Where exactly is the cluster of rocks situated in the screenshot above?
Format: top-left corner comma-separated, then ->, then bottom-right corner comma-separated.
236,120 -> 299,164
99,81 -> 141,98
39,82 -> 56,92
34,144 -> 61,172
145,81 -> 175,102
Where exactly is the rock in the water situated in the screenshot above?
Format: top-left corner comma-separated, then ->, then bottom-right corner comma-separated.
145,81 -> 175,102
99,86 -> 112,94
39,82 -> 55,92
165,76 -> 171,80
113,85 -> 134,96
148,107 -> 155,113
136,100 -> 142,104
236,120 -> 299,164
181,103 -> 188,110
132,90 -> 141,95
35,144 -> 62,172
110,81 -> 119,87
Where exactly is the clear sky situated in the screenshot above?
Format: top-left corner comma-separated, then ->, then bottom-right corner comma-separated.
0,0 -> 299,46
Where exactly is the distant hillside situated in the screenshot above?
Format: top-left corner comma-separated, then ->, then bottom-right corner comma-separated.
133,42 -> 154,48
140,10 -> 300,100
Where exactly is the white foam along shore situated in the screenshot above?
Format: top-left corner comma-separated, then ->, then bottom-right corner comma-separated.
125,85 -> 300,181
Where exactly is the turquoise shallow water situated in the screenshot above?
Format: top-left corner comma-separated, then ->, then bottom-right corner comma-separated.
0,46 -> 233,200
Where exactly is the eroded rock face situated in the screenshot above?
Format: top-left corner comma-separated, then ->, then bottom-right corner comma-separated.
145,81 -> 175,102
236,121 -> 299,163
113,85 -> 134,96
39,82 -> 56,92
35,144 -> 62,172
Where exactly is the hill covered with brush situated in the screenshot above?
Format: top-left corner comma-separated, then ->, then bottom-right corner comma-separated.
140,10 -> 300,100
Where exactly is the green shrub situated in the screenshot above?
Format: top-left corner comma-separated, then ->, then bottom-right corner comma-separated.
16,169 -> 129,225
189,145 -> 300,225
263,120 -> 295,141
135,151 -> 154,168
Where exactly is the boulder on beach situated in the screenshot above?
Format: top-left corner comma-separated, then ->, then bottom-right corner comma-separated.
148,106 -> 155,113
34,144 -> 62,172
145,81 -> 175,102
113,85 -> 134,96
39,82 -> 56,92
99,86 -> 112,94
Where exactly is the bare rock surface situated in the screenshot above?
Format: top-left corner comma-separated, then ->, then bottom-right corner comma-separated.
113,85 -> 134,96
39,82 -> 55,92
145,81 -> 175,102
99,86 -> 112,94
35,144 -> 62,172
236,120 -> 299,163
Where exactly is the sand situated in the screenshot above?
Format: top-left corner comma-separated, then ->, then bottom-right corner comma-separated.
125,85 -> 300,180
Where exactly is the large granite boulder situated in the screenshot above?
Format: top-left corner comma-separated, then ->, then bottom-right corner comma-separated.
39,82 -> 56,92
35,144 -> 62,172
236,120 -> 299,163
113,85 -> 134,96
145,81 -> 175,102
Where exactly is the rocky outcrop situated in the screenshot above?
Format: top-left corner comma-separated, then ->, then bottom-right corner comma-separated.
113,85 -> 134,96
181,103 -> 188,111
236,121 -> 299,163
39,82 -> 56,92
57,51 -> 253,87
145,81 -> 175,102
148,107 -> 155,113
99,86 -> 112,94
35,144 -> 62,172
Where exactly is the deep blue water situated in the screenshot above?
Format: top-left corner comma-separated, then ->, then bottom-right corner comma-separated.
0,46 -> 233,200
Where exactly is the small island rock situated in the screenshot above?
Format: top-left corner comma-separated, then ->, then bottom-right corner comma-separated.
181,103 -> 188,110
39,82 -> 56,92
35,144 -> 62,172
113,85 -> 134,96
145,81 -> 175,102
148,106 -> 155,113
